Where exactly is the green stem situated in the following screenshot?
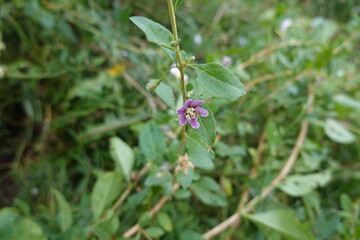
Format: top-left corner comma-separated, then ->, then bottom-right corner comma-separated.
167,0 -> 187,155
166,0 -> 186,103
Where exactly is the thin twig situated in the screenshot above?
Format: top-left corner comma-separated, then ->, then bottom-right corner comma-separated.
123,71 -> 167,113
112,163 -> 151,212
245,70 -> 293,90
123,183 -> 180,238
203,85 -> 315,239
237,40 -> 305,70
240,70 -> 313,118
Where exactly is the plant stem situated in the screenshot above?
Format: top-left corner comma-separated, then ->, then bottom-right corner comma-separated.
167,0 -> 186,103
167,0 -> 187,155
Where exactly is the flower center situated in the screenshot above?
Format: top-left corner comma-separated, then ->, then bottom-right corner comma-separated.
185,107 -> 197,120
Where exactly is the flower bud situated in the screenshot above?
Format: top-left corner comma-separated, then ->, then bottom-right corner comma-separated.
146,79 -> 161,92
169,39 -> 181,47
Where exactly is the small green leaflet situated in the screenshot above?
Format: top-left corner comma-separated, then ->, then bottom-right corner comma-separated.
130,16 -> 175,61
243,209 -> 315,240
155,82 -> 176,109
186,134 -> 214,170
139,122 -> 166,162
109,137 -> 134,182
188,103 -> 216,145
91,172 -> 122,220
190,63 -> 246,98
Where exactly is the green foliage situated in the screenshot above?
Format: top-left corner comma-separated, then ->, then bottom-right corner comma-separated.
0,0 -> 359,239
243,209 -> 315,240
109,137 -> 134,182
91,172 -> 122,220
53,189 -> 73,233
191,63 -> 246,98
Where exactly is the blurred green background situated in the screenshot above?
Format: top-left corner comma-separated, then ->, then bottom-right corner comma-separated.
0,0 -> 359,239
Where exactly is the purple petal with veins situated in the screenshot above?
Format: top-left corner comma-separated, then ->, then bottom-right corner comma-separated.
191,100 -> 203,108
177,106 -> 186,114
179,114 -> 187,126
184,99 -> 193,108
197,107 -> 209,117
188,117 -> 200,129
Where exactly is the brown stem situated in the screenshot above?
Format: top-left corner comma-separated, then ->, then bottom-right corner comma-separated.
123,183 -> 180,238
202,85 -> 314,239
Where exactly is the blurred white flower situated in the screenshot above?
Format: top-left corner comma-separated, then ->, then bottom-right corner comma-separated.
239,36 -> 248,46
311,17 -> 324,28
222,56 -> 233,67
169,64 -> 189,82
280,18 -> 293,33
194,33 -> 202,45
31,187 -> 39,196
121,50 -> 129,57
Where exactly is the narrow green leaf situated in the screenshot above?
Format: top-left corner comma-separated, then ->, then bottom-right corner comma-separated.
176,168 -> 194,189
144,226 -> 165,238
155,82 -> 176,109
278,171 -> 331,197
91,172 -> 122,220
109,137 -> 134,182
186,134 -> 214,170
324,118 -> 355,144
130,16 -> 175,60
0,208 -> 47,240
188,103 -> 216,145
191,177 -> 227,207
140,122 -> 166,162
191,63 -> 246,98
53,189 -> 73,233
333,94 -> 360,112
157,212 -> 173,232
243,209 -> 315,240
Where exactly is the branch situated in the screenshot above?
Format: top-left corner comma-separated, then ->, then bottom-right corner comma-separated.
203,85 -> 314,239
123,183 -> 180,238
237,40 -> 305,70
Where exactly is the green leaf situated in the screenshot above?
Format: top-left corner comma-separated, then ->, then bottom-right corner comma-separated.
266,121 -> 281,155
174,0 -> 187,10
243,209 -> 315,240
109,137 -> 134,182
155,82 -> 176,109
130,16 -> 175,60
52,189 -> 73,233
186,134 -> 214,170
191,63 -> 246,98
191,176 -> 227,207
91,171 -> 122,220
144,226 -> 165,238
176,167 -> 194,189
340,193 -> 353,212
333,94 -> 360,112
188,103 -> 216,145
324,118 -> 355,144
174,189 -> 191,200
180,231 -> 205,240
140,122 -> 166,162
0,208 -> 47,240
278,171 -> 331,197
96,209 -> 120,235
157,212 -> 173,232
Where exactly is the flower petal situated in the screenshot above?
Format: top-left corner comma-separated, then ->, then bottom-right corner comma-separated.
177,106 -> 186,115
179,114 -> 187,126
197,107 -> 209,117
188,117 -> 200,129
184,99 -> 193,108
191,100 -> 203,108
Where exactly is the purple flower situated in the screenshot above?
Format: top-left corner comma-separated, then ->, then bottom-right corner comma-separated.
177,99 -> 209,129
